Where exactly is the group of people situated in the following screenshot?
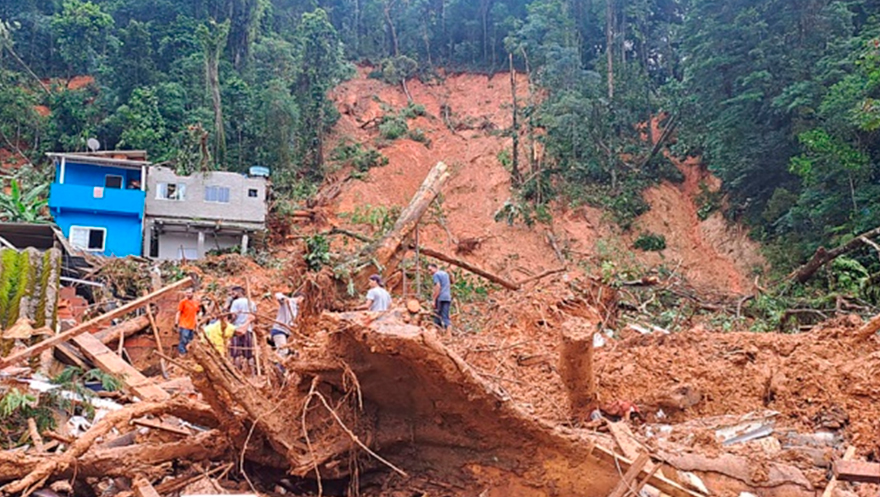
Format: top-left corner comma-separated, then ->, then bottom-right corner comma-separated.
174,286 -> 302,371
172,263 -> 454,368
356,263 -> 453,329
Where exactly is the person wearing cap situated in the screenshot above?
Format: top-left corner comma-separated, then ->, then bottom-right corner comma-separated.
359,274 -> 391,311
271,291 -> 303,358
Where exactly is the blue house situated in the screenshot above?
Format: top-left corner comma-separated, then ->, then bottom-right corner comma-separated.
47,152 -> 148,257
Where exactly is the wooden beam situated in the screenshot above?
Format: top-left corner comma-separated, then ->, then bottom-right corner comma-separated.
71,333 -> 169,402
834,459 -> 880,484
131,418 -> 191,437
0,277 -> 192,369
590,444 -> 706,497
414,245 -> 520,291
92,315 -> 150,345
608,453 -> 650,497
823,446 -> 857,497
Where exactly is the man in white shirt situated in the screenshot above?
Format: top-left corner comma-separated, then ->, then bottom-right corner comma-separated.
271,291 -> 303,358
359,274 -> 391,311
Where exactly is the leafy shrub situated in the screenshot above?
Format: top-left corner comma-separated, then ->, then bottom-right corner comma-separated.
303,234 -> 331,272
379,114 -> 408,140
695,182 -> 722,221
407,128 -> 429,144
633,232 -> 667,251
401,102 -> 427,119
332,141 -> 388,172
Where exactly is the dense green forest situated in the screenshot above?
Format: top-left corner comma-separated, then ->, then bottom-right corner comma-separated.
2,0 -> 880,276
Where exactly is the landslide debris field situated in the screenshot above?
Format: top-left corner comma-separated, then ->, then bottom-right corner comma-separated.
1,70 -> 879,497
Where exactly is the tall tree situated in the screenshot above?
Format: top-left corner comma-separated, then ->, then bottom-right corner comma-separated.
197,19 -> 230,167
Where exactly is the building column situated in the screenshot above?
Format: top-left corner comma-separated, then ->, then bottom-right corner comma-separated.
197,231 -> 205,258
241,232 -> 249,255
143,221 -> 152,258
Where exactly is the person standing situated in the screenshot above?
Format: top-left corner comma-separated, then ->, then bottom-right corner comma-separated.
271,291 -> 303,358
429,263 -> 452,331
202,312 -> 236,356
228,286 -> 256,371
175,288 -> 199,355
359,275 -> 391,311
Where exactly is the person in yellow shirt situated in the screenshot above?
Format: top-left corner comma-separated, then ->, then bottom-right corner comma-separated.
202,313 -> 236,356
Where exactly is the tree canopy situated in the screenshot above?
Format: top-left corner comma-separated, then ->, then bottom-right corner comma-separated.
2,0 -> 880,273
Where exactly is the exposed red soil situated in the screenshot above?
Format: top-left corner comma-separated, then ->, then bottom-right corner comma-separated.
328,67 -> 765,296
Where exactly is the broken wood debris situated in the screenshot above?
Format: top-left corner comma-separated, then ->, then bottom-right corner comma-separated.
0,277 -> 193,369
834,459 -> 880,484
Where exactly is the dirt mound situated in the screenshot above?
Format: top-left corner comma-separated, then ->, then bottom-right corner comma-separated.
328,67 -> 765,295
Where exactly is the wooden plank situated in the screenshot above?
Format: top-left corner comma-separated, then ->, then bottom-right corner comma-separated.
0,277 -> 192,369
608,453 -> 650,497
71,332 -> 169,402
590,444 -> 706,497
834,459 -> 880,484
131,417 -> 191,436
823,446 -> 857,497
132,476 -> 161,497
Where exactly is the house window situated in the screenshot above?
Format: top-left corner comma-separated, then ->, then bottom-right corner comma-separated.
248,188 -> 258,198
104,175 -> 123,189
204,186 -> 230,203
69,226 -> 106,252
156,183 -> 186,200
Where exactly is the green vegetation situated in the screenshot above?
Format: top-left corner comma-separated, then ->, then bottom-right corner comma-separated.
303,234 -> 331,272
331,141 -> 388,174
633,232 -> 667,252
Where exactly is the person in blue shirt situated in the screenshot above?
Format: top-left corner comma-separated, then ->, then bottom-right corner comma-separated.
429,263 -> 452,331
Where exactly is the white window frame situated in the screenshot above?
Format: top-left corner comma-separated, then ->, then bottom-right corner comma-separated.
156,182 -> 186,201
247,188 -> 259,199
104,175 -> 123,189
204,185 -> 231,204
69,226 -> 107,252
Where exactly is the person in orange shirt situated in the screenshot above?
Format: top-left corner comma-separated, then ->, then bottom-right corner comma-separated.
175,288 -> 199,355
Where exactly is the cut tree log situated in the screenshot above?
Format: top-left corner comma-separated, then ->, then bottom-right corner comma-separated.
559,317 -> 598,422
353,161 -> 450,286
414,245 -> 520,291
790,226 -> 880,283
92,315 -> 150,345
0,277 -> 193,369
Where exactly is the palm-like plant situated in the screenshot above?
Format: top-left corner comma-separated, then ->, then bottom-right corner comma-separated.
0,180 -> 49,223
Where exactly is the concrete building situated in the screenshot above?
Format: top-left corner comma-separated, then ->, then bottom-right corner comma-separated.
47,152 -> 148,257
144,166 -> 267,260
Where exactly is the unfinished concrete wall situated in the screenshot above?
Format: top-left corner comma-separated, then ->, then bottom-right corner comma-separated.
144,166 -> 267,226
155,231 -> 243,260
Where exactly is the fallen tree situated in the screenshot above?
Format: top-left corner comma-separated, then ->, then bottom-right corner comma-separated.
186,310 -> 705,497
790,226 -> 880,283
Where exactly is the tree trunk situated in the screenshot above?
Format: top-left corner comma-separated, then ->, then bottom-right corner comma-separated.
353,162 -> 451,287
605,0 -> 614,100
559,318 -> 598,422
790,226 -> 880,284
384,0 -> 399,57
509,53 -> 522,186
414,245 -> 520,291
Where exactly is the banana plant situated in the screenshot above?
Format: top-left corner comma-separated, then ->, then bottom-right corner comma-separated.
0,179 -> 50,223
